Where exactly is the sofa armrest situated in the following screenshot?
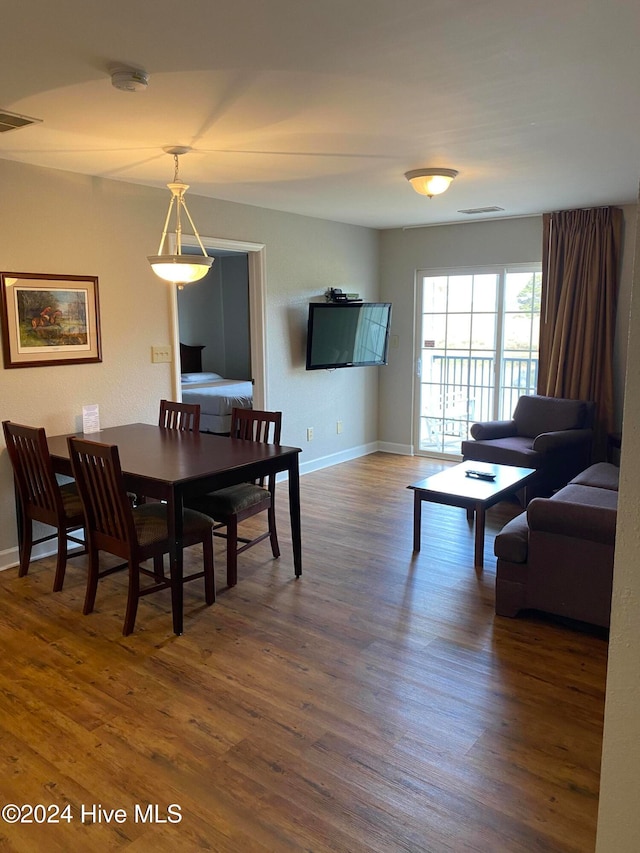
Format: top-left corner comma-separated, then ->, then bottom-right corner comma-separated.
532,428 -> 593,453
527,496 -> 616,545
470,419 -> 517,440
494,512 -> 529,563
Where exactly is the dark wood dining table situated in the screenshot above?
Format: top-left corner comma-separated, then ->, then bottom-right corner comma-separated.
46,423 -> 302,634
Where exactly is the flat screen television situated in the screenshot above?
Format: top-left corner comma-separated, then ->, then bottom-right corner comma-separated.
305,302 -> 392,370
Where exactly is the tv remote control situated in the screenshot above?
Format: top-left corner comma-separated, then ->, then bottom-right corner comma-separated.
465,469 -> 496,481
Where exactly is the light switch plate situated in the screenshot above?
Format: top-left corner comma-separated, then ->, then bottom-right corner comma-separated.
151,345 -> 172,363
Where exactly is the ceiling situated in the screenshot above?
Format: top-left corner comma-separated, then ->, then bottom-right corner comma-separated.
2,0 -> 639,229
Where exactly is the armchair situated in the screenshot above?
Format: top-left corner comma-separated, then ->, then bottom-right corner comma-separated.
461,395 -> 595,497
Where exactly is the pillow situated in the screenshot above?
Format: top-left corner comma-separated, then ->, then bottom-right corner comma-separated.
181,372 -> 222,384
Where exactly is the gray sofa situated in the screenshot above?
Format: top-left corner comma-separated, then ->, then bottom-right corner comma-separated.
493,462 -> 618,627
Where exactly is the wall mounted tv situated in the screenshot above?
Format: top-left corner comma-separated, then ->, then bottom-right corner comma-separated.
305,302 -> 392,370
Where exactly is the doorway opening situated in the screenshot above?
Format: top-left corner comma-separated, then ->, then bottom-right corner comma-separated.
169,235 -> 267,409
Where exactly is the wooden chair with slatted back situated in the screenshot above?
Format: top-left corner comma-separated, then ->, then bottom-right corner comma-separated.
159,399 -> 201,432
2,420 -> 86,591
68,436 -> 215,635
186,407 -> 282,587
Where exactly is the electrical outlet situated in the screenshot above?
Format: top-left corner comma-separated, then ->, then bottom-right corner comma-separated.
306,427 -> 314,441
336,420 -> 343,434
151,345 -> 172,363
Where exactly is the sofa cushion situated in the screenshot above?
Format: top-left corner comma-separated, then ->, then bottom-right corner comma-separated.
570,462 -> 619,491
494,511 -> 529,563
551,483 -> 618,510
527,485 -> 617,545
513,395 -> 588,438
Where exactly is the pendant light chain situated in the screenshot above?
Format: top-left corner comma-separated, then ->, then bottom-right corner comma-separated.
173,155 -> 183,255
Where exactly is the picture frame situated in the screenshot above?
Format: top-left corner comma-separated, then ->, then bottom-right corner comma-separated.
0,272 -> 102,368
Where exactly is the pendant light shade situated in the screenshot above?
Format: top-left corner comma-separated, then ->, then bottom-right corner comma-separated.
405,168 -> 458,198
149,253 -> 213,284
148,148 -> 214,285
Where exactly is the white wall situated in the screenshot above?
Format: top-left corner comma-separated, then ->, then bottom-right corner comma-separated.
378,210 -> 637,453
0,158 -> 379,567
596,193 -> 640,852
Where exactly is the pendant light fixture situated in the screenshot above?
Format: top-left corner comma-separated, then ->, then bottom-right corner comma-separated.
405,168 -> 458,198
148,146 -> 214,285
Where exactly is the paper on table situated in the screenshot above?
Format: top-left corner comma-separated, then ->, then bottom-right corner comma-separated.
82,404 -> 100,434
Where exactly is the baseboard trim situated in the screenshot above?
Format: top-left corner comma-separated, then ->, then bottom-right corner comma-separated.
377,441 -> 414,456
0,541 -> 57,574
0,538 -> 86,574
299,442 -> 380,476
298,441 -> 415,475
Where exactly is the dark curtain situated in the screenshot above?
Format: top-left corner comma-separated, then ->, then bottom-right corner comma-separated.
538,206 -> 623,459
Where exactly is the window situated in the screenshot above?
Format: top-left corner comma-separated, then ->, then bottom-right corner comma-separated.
415,265 -> 541,456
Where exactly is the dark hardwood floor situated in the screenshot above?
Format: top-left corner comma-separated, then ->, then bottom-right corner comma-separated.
0,453 -> 607,852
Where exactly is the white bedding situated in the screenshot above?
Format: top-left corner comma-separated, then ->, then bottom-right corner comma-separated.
181,378 -> 253,433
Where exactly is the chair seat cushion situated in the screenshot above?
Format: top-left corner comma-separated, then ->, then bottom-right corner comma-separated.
461,435 -> 544,468
189,483 -> 270,519
133,503 -> 213,548
60,482 -> 84,520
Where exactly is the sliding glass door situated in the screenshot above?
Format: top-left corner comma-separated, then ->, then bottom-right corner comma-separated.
415,265 -> 541,457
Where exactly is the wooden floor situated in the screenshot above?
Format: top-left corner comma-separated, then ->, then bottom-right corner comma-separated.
0,453 -> 607,852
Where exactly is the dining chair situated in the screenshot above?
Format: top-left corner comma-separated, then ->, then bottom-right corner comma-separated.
68,436 -> 215,635
186,407 -> 282,587
2,420 -> 86,591
159,399 -> 201,432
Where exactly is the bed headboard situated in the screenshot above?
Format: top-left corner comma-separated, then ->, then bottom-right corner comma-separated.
180,343 -> 205,374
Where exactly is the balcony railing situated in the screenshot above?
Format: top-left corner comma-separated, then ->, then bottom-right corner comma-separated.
419,354 -> 538,453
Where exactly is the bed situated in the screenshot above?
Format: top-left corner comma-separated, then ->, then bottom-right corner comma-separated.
180,343 -> 253,434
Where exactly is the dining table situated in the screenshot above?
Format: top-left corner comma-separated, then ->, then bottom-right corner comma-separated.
46,422 -> 302,634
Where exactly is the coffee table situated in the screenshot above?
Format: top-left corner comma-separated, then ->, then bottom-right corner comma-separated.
408,461 -> 537,568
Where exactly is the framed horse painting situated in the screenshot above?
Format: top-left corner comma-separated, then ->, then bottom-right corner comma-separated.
0,272 -> 101,368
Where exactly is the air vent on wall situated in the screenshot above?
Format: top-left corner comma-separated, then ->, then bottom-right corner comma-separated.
457,206 -> 505,215
0,110 -> 42,134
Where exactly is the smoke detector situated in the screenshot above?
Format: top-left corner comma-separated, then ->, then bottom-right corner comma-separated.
111,67 -> 149,93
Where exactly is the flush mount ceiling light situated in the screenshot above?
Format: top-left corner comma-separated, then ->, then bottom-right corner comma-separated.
405,168 -> 459,198
148,147 -> 214,285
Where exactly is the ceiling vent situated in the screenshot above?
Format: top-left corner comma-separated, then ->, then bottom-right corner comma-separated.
458,206 -> 505,215
0,110 -> 42,134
